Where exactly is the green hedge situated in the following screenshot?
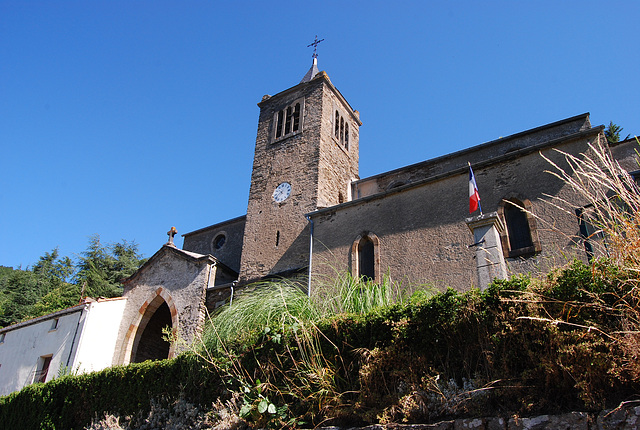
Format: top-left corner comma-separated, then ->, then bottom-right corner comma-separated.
0,354 -> 221,429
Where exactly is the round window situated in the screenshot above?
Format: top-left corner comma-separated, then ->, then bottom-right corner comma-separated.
213,234 -> 226,250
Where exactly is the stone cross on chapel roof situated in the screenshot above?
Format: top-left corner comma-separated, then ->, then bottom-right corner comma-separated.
166,226 -> 177,247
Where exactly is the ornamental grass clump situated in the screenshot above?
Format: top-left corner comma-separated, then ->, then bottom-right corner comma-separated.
200,271 -> 422,355
199,276 -> 319,354
311,269 -> 426,316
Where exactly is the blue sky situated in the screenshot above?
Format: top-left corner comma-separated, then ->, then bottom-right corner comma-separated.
1,1 -> 639,269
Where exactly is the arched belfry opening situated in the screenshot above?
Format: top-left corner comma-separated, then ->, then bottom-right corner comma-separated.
130,295 -> 174,363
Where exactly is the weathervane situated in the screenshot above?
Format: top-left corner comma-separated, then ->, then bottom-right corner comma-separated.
307,35 -> 324,59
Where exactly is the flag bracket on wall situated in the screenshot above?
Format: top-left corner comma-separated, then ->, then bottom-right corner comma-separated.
467,238 -> 486,248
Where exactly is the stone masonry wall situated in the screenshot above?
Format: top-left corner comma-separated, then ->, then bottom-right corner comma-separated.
239,79 -> 322,281
354,114 -> 591,199
317,76 -> 360,208
609,137 -> 640,174
312,405 -> 640,429
182,216 -> 246,274
310,131 -> 603,291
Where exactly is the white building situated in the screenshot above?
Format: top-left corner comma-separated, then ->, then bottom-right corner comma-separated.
0,297 -> 126,396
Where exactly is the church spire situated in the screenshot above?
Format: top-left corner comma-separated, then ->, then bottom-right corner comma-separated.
300,35 -> 324,83
300,57 -> 319,83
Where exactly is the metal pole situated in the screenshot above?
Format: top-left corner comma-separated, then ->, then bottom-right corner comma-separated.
305,215 -> 314,297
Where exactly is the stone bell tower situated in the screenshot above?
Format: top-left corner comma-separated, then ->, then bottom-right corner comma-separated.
238,54 -> 362,283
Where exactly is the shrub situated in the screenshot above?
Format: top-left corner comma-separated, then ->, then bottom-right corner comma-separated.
0,354 -> 220,430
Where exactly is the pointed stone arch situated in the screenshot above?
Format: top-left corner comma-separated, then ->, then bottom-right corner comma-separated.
122,287 -> 178,364
350,231 -> 381,282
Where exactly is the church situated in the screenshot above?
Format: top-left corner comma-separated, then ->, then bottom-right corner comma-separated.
1,55 -> 637,394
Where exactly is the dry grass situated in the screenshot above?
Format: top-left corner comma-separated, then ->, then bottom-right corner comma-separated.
540,139 -> 640,265
535,138 -> 640,383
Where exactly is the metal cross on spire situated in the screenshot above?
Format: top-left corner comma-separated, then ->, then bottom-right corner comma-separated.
307,35 -> 324,59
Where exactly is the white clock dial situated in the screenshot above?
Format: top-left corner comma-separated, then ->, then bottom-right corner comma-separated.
272,182 -> 292,203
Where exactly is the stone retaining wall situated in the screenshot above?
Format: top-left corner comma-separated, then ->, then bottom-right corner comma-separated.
314,404 -> 640,429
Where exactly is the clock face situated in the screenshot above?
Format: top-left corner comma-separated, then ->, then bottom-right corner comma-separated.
272,182 -> 292,203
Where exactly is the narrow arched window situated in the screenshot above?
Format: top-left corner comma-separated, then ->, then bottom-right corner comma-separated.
340,117 -> 344,144
359,237 -> 375,280
499,198 -> 540,257
276,110 -> 284,138
351,232 -> 380,282
284,106 -> 292,135
335,111 -> 340,139
505,204 -> 533,250
292,103 -> 300,132
344,123 -> 349,150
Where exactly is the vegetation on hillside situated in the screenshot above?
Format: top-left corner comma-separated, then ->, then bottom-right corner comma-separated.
185,261 -> 639,428
2,260 -> 639,429
0,235 -> 146,327
1,138 -> 639,429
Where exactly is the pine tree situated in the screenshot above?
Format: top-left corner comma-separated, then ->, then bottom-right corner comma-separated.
74,235 -> 146,299
605,121 -> 630,144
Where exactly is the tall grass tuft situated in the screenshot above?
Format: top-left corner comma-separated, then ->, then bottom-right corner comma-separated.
200,271 -> 426,354
312,271 -> 413,315
200,276 -> 320,354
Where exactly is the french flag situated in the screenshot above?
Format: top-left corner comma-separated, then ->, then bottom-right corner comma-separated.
469,163 -> 481,214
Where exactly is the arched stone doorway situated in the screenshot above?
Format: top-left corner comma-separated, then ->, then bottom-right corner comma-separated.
129,292 -> 177,363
